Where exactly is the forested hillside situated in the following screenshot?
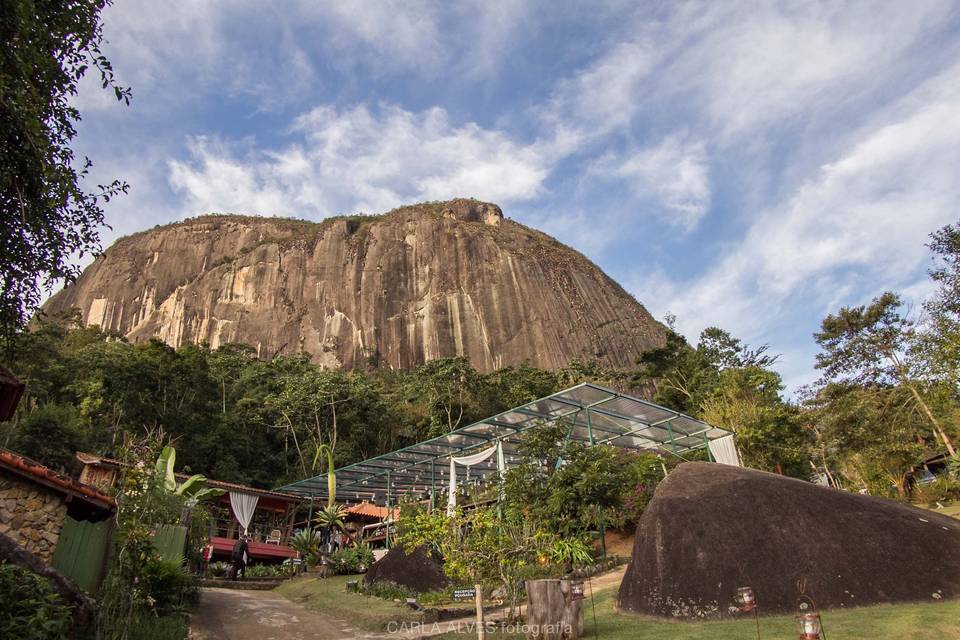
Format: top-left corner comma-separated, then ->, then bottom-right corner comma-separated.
3,223 -> 959,503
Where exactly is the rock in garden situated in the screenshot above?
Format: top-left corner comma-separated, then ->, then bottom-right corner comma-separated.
364,545 -> 450,594
618,462 -> 960,617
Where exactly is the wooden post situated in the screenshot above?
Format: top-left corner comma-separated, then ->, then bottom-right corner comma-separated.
475,583 -> 486,640
525,579 -> 583,639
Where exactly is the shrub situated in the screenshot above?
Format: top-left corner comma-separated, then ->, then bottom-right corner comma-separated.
206,561 -> 231,578
0,563 -> 73,640
912,474 -> 960,506
359,579 -> 414,601
141,558 -> 197,615
127,612 -> 188,640
329,543 -> 376,575
244,564 -> 293,578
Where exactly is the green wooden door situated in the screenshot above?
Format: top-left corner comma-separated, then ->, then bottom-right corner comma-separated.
152,524 -> 187,563
51,516 -> 111,594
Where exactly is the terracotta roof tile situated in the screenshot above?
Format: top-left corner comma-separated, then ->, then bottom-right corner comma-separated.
75,452 -> 301,502
0,448 -> 115,510
346,501 -> 397,520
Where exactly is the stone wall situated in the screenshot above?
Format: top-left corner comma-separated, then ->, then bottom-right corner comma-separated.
0,470 -> 68,562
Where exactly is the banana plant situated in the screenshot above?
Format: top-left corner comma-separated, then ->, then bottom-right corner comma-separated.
155,445 -> 225,501
312,443 -> 337,507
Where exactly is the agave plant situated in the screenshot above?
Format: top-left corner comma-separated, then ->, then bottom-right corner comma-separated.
289,529 -> 322,558
313,503 -> 348,532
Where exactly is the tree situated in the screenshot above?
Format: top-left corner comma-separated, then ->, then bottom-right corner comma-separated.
1,0 -> 131,346
804,383 -> 927,497
700,366 -> 808,476
410,357 -> 483,438
815,292 -> 955,456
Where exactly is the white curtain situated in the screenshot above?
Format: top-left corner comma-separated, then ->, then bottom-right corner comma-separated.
708,434 -> 742,467
447,442 -> 505,515
229,491 -> 259,536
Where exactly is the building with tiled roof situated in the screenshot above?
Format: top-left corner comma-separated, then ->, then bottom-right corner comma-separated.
0,447 -> 114,568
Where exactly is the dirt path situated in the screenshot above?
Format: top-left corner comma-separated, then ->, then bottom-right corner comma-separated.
190,588 -> 380,640
191,567 -> 628,640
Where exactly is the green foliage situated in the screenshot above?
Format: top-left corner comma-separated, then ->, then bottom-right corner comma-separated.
503,424 -> 659,537
1,0 -> 130,346
547,538 -> 593,567
97,433 -> 197,639
289,529 -> 322,560
0,563 -> 73,640
359,579 -> 415,601
911,475 -> 960,506
140,558 -> 196,615
154,446 -> 224,501
328,543 -> 374,574
701,366 -> 808,475
396,508 -> 450,556
206,561 -> 231,578
314,503 -> 348,532
434,508 -> 563,618
126,612 -> 188,640
244,563 -> 294,578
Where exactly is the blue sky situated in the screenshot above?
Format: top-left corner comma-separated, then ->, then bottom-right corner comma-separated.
70,1 -> 960,394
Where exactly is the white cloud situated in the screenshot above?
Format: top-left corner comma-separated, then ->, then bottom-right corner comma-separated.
591,133 -> 710,229
168,104 -> 555,217
630,61 -> 960,362
546,40 -> 659,138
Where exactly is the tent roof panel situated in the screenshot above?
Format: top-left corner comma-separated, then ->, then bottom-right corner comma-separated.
278,382 -> 732,503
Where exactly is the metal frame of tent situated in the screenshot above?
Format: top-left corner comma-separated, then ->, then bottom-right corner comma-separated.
278,382 -> 733,508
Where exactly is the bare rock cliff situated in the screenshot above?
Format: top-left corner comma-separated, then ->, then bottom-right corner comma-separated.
44,199 -> 667,371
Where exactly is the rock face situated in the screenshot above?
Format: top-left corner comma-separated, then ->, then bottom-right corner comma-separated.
618,462 -> 960,617
44,199 -> 666,371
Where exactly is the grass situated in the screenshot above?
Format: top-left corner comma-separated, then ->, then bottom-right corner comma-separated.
127,612 -> 189,640
275,574 -> 421,631
437,582 -> 960,639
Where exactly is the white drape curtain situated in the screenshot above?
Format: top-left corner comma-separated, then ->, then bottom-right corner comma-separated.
447,442 -> 505,515
229,491 -> 259,535
708,434 -> 742,467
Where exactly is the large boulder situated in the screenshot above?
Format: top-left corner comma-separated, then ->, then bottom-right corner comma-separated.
364,545 -> 450,594
618,462 -> 960,617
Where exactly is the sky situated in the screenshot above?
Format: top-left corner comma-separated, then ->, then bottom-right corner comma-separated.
70,0 -> 960,395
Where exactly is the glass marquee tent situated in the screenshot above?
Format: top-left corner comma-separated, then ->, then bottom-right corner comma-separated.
279,382 -> 734,505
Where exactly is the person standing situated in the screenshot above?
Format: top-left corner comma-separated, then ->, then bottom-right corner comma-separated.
231,536 -> 249,580
201,542 -> 214,575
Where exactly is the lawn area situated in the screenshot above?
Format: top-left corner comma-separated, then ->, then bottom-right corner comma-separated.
919,500 -> 960,520
275,574 -> 422,632
438,581 -> 960,639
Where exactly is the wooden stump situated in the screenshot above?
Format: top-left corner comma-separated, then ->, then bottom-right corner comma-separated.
524,579 -> 583,639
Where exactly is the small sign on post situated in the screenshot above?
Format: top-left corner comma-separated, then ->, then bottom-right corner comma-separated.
453,587 -> 477,600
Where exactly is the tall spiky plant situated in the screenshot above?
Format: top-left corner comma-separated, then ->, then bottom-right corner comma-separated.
312,443 -> 337,507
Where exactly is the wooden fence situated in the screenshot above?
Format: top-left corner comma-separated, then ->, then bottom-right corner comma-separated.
51,516 -> 111,594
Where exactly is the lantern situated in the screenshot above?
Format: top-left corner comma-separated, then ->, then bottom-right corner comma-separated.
797,612 -> 821,639
735,586 -> 756,612
796,594 -> 825,640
